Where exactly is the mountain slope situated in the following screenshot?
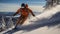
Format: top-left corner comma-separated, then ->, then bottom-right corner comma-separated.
1,5 -> 60,34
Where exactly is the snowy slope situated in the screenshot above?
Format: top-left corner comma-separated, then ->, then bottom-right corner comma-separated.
14,5 -> 60,34
1,5 -> 60,34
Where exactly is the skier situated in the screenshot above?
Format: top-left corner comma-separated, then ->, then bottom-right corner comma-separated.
13,3 -> 35,29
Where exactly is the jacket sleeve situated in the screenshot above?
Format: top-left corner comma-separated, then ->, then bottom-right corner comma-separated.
28,8 -> 35,17
13,8 -> 20,16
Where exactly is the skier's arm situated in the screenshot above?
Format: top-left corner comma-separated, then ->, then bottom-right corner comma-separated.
28,8 -> 35,17
13,8 -> 20,16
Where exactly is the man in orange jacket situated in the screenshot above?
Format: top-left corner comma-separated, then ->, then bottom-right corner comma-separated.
13,3 -> 35,29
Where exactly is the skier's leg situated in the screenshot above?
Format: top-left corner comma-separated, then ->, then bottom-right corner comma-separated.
14,19 -> 20,29
14,17 -> 22,29
20,17 -> 27,25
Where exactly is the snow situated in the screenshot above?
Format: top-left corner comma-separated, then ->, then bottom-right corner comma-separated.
1,5 -> 60,34
14,26 -> 60,34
